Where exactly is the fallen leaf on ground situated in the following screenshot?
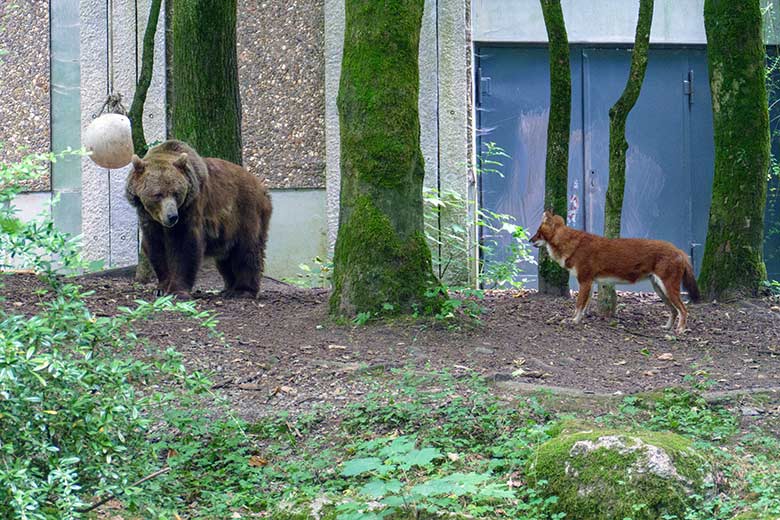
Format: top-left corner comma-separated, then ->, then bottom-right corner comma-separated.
249,455 -> 268,467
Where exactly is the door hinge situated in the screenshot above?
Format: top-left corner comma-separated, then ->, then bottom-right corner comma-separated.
477,67 -> 491,107
683,69 -> 694,107
690,242 -> 702,267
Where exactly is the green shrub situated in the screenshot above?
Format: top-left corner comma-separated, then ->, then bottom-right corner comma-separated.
0,150 -> 215,518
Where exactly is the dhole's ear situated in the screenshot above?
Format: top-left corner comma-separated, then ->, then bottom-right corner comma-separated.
131,155 -> 147,172
173,153 -> 189,172
542,209 -> 553,222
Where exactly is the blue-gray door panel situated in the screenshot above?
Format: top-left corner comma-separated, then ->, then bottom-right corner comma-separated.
476,46 -> 584,287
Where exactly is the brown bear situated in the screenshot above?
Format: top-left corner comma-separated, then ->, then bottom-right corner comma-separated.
125,140 -> 272,298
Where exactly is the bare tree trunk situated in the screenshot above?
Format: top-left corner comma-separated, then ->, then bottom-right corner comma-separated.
597,0 -> 654,317
698,0 -> 770,300
538,0 -> 571,297
128,0 -> 162,283
329,0 -> 440,317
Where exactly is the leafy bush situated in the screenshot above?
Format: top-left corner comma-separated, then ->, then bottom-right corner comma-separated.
423,141 -> 534,289
285,142 -> 534,322
283,255 -> 333,289
240,370 -> 561,520
643,387 -> 738,442
0,150 -> 215,518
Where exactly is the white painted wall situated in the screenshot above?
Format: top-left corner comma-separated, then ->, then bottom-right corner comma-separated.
473,0 -> 780,44
264,189 -> 329,280
7,192 -> 51,223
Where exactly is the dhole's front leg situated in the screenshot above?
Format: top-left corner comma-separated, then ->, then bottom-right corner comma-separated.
573,279 -> 593,323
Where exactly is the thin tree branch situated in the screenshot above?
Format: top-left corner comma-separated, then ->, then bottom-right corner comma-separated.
75,466 -> 171,513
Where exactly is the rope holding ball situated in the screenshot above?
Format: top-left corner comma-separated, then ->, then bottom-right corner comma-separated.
83,0 -> 134,170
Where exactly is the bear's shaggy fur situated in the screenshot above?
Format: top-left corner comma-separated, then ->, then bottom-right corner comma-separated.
125,140 -> 272,298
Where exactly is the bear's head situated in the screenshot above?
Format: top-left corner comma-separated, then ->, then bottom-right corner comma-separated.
126,149 -> 205,228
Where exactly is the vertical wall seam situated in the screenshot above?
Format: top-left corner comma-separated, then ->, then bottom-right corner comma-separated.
435,0 -> 442,279
580,48 -> 587,233
134,0 -> 139,84
47,0 -> 53,207
106,0 -> 113,264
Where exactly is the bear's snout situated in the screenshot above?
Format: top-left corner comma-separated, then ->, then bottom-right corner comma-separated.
160,198 -> 179,228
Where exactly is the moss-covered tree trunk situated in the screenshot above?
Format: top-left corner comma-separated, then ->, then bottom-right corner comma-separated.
128,0 -> 162,283
698,0 -> 770,301
597,0 -> 654,317
538,0 -> 571,297
171,0 -> 242,164
330,0 -> 440,317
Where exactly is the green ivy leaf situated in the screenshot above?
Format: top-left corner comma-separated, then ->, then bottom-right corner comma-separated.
359,478 -> 403,498
341,457 -> 383,477
397,447 -> 442,469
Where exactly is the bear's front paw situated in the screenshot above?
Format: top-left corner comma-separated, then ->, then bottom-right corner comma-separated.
170,290 -> 193,300
154,286 -> 192,300
219,288 -> 258,300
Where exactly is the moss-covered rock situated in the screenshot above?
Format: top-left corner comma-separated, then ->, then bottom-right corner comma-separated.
528,427 -> 712,520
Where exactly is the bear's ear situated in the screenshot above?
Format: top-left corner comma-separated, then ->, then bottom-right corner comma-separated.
125,157 -> 144,206
131,155 -> 147,172
173,153 -> 189,172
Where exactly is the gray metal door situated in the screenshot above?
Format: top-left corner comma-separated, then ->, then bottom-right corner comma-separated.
582,48 -> 714,274
476,45 -> 715,288
476,46 -> 584,287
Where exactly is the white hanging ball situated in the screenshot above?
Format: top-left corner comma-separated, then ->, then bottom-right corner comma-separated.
84,113 -> 134,169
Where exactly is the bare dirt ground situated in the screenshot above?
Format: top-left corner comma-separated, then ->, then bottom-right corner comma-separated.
2,267 -> 779,421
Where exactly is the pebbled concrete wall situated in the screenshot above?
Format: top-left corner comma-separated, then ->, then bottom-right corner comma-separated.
437,0 -> 471,284
0,0 -> 50,192
238,0 -> 325,189
324,0 -> 344,250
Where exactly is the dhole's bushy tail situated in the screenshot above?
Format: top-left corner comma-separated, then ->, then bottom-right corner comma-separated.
683,259 -> 701,303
